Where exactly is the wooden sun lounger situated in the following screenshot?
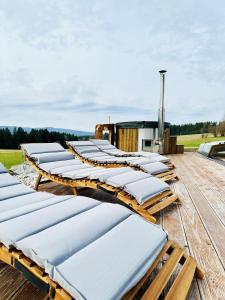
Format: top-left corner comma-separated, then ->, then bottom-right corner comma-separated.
0,240 -> 204,300
27,156 -> 180,224
68,145 -> 179,183
0,162 -> 205,299
199,141 -> 225,158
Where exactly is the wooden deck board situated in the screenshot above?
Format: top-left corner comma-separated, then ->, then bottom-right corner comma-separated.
1,152 -> 225,299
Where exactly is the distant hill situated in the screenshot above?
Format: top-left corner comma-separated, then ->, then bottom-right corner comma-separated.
0,126 -> 94,137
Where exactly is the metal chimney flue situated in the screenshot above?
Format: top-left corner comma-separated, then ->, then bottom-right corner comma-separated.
158,70 -> 167,154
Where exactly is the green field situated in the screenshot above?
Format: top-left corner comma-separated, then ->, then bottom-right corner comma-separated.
177,133 -> 225,148
0,150 -> 25,170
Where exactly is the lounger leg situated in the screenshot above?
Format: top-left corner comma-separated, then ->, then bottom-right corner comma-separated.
72,187 -> 78,195
34,173 -> 42,191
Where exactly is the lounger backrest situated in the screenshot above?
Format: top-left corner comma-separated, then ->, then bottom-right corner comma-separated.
90,139 -> 117,151
90,139 -> 111,146
198,141 -> 225,156
21,143 -> 65,155
67,141 -> 100,154
21,143 -> 73,164
0,162 -> 7,174
68,141 -> 94,147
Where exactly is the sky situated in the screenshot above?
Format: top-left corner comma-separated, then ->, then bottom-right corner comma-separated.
0,0 -> 225,131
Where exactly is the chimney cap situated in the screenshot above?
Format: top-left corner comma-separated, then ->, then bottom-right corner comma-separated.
159,70 -> 167,74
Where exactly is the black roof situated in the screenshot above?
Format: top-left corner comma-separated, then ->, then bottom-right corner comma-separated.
116,121 -> 170,129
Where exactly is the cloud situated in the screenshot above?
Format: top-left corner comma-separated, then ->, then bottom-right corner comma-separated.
0,0 -> 225,130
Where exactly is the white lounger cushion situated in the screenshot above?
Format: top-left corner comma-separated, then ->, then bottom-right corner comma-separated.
91,140 -> 171,162
74,145 -> 100,154
16,203 -> 132,275
49,164 -> 91,175
0,192 -> 55,213
68,141 -> 94,147
133,152 -> 159,158
0,184 -> 35,201
127,157 -> 157,166
198,141 -> 225,156
0,162 -> 7,173
106,171 -> 151,188
54,214 -> 167,300
98,167 -> 133,182
4,199 -> 167,300
148,155 -> 170,163
0,195 -> 72,223
0,173 -> 20,188
21,143 -> 65,155
62,167 -> 103,179
39,159 -> 82,173
125,177 -> 170,204
0,197 -> 100,248
98,145 -> 115,150
31,151 -> 74,164
0,174 -> 168,300
141,162 -> 169,175
82,152 -> 109,158
90,139 -> 110,145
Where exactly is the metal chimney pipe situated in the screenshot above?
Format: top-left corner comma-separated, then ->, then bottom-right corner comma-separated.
158,70 -> 167,154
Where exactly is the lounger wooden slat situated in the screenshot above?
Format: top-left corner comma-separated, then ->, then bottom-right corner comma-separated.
0,242 -> 204,300
165,257 -> 197,300
122,241 -> 173,300
26,156 -> 181,223
142,247 -> 184,299
147,194 -> 180,215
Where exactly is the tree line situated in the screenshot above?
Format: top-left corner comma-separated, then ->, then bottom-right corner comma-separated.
0,127 -> 92,149
170,121 -> 217,135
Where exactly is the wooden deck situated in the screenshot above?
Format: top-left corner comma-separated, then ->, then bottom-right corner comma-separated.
1,152 -> 225,299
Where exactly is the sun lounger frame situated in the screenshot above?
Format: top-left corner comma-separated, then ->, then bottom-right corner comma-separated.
68,145 -> 178,183
0,239 -> 204,300
26,156 -> 181,224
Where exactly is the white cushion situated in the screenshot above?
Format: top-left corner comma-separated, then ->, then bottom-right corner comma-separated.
124,177 -> 170,204
21,143 -> 64,155
0,184 -> 35,202
82,152 -> 109,158
0,173 -> 20,188
98,167 -> 133,182
16,203 -> 132,276
73,145 -> 99,154
141,162 -> 169,175
128,157 -> 157,166
149,155 -> 170,163
133,152 -> 159,158
0,195 -> 72,223
39,159 -> 82,173
54,215 -> 167,300
49,164 -> 91,175
67,141 -> 94,147
0,192 -> 54,213
106,171 -> 151,188
98,145 -> 115,150
0,197 -> 100,248
31,152 -> 74,164
90,156 -> 121,163
62,167 -> 101,179
198,141 -> 225,155
0,193 -> 167,300
90,139 -> 111,146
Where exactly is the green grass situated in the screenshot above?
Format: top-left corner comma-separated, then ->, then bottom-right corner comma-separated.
0,150 -> 25,170
177,133 -> 225,148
